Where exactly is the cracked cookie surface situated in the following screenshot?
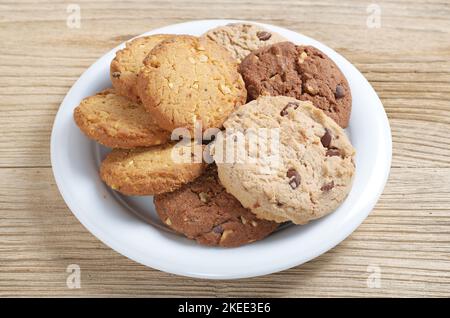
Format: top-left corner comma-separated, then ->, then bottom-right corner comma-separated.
110,35 -> 173,102
239,42 -> 352,128
100,142 -> 206,195
203,23 -> 287,63
137,35 -> 247,133
73,89 -> 170,149
154,165 -> 278,247
213,96 -> 356,224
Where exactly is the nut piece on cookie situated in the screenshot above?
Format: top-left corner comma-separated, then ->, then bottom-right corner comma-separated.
100,142 -> 206,195
213,96 -> 356,225
154,165 -> 278,247
137,35 -> 247,133
110,34 -> 173,102
203,23 -> 287,63
239,42 -> 352,128
73,89 -> 171,149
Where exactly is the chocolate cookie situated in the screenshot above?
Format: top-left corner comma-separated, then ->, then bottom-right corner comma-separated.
239,42 -> 352,128
154,165 -> 278,247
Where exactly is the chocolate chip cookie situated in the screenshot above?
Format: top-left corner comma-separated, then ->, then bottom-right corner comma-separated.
100,142 -> 206,195
203,23 -> 287,63
73,89 -> 170,148
110,35 -> 173,102
239,42 -> 352,128
154,165 -> 278,247
213,96 -> 355,224
137,35 -> 247,133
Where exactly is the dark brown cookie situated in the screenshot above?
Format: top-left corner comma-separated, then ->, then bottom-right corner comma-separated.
154,165 -> 278,247
239,42 -> 351,128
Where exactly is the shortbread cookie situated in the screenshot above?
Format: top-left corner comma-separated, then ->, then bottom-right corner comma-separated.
213,96 -> 355,224
239,42 -> 352,128
73,89 -> 170,149
137,35 -> 247,133
203,23 -> 287,63
100,142 -> 206,195
154,165 -> 278,247
110,35 -> 172,102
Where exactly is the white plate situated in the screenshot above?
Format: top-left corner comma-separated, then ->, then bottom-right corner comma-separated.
51,20 -> 392,279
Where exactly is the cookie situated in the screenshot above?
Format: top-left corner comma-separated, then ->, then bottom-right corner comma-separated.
100,142 -> 206,195
110,35 -> 172,102
154,165 -> 278,247
203,23 -> 287,63
73,89 -> 170,149
212,96 -> 355,224
239,42 -> 352,128
137,35 -> 247,133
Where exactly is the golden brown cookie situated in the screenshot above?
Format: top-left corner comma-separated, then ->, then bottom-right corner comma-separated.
110,35 -> 173,102
137,35 -> 247,133
154,165 -> 278,247
73,89 -> 170,149
100,142 -> 206,196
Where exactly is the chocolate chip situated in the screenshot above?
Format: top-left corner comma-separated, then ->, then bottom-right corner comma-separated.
335,85 -> 345,99
287,168 -> 301,189
198,192 -> 211,203
321,181 -> 335,191
257,31 -> 272,41
320,128 -> 332,148
305,83 -> 318,95
111,72 -> 121,78
280,102 -> 299,116
213,225 -> 223,234
202,135 -> 215,145
326,148 -> 341,157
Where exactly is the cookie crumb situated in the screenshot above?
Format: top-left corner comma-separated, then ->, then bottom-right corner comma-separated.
298,51 -> 307,64
219,83 -> 231,94
198,192 -> 211,203
199,54 -> 208,62
220,230 -> 234,243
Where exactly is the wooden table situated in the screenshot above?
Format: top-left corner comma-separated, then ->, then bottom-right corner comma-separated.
1,0 -> 449,297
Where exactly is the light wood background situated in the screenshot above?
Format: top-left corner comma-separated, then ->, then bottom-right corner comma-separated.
1,0 -> 449,297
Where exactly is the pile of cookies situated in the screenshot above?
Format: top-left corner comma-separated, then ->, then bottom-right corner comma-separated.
74,23 -> 356,248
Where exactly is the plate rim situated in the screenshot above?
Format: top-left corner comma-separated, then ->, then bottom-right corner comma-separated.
51,19 -> 392,279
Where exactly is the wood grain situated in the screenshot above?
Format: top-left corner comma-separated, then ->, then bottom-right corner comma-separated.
0,0 -> 449,297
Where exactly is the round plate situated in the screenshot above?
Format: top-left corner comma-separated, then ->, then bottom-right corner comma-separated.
51,19 -> 392,279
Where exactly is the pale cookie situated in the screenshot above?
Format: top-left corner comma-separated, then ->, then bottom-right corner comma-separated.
203,23 -> 287,63
213,96 -> 355,224
73,89 -> 170,149
100,142 -> 206,195
154,165 -> 278,247
137,35 -> 247,133
111,35 -> 173,102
